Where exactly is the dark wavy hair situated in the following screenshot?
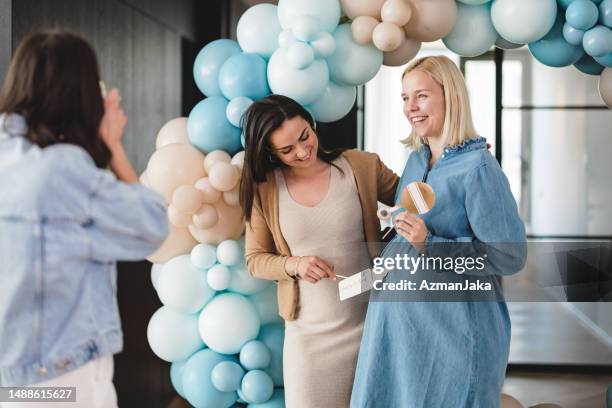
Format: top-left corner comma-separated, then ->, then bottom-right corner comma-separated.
239,94 -> 344,221
0,31 -> 111,168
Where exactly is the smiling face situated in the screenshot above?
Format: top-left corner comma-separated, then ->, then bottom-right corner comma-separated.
401,70 -> 446,140
268,115 -> 318,168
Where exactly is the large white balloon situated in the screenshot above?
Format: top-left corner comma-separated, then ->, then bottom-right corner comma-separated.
307,82 -> 357,122
147,306 -> 204,362
277,0 -> 342,33
237,4 -> 282,59
443,3 -> 498,57
491,0 -> 557,44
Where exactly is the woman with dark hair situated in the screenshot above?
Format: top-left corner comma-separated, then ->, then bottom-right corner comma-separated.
0,31 -> 168,407
240,94 -> 399,408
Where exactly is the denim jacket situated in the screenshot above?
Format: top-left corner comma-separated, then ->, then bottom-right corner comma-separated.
0,113 -> 169,386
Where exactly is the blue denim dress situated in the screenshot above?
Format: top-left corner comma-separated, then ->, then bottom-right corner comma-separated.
351,138 -> 527,408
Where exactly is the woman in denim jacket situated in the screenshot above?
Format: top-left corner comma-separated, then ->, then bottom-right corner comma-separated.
0,32 -> 168,407
351,56 -> 527,408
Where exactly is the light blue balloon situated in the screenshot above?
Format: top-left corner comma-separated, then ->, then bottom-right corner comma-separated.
182,349 -> 238,408
529,13 -> 585,66
307,81 -> 356,123
147,306 -> 204,362
191,243 -> 218,270
563,22 -> 586,44
237,4 -> 282,59
583,25 -> 612,57
600,0 -> 612,27
327,24 -> 382,86
277,0 -> 341,34
249,285 -> 282,325
240,370 -> 274,404
219,53 -> 270,101
257,324 -> 284,386
207,264 -> 232,291
594,52 -> 612,66
226,97 -> 254,128
267,47 -> 329,105
194,39 -> 242,97
150,263 -> 164,291
558,0 -> 575,9
170,360 -> 188,398
228,261 -> 272,295
286,42 -> 315,70
247,389 -> 285,408
566,0 -> 600,30
188,97 -> 242,155
217,239 -> 244,266
443,3 -> 499,57
211,361 -> 245,392
240,340 -> 272,370
574,53 -> 605,74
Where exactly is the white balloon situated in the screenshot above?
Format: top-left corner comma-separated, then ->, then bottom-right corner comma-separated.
277,0 -> 342,33
151,263 -> 164,291
491,0 -> 557,44
292,15 -> 320,42
287,42 -> 315,69
206,264 -> 232,291
310,32 -> 336,58
237,4 -> 282,59
147,306 -> 203,362
278,29 -> 298,49
217,239 -> 244,266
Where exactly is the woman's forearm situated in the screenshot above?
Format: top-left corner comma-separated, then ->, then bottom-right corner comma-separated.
108,143 -> 138,183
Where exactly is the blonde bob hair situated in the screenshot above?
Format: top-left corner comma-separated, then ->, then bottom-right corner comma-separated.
400,55 -> 478,149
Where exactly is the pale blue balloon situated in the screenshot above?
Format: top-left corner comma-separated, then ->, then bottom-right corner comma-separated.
293,15 -> 320,42
147,306 -> 204,362
219,53 -> 270,101
310,31 -> 336,59
563,22 -> 586,45
170,360 -> 188,398
443,3 -> 499,57
188,98 -> 242,155
267,47 -> 329,105
257,324 -> 284,386
491,0 -> 557,44
247,389 -> 285,408
228,261 -> 273,296
182,349 -> 238,408
211,361 -> 245,392
558,0 -> 575,9
600,0 -> 612,27
240,340 -> 272,370
226,97 -> 254,128
217,239 -> 244,266
249,285 -> 282,325
240,370 -> 274,404
594,52 -> 612,66
529,13 -> 585,66
307,81 -> 356,123
574,53 -> 605,74
237,4 -> 282,59
327,24 -> 382,86
198,293 -> 261,354
286,42 -> 315,70
277,0 -> 341,33
583,25 -> 612,57
150,263 -> 164,291
194,39 -> 242,97
191,243 -> 218,270
157,255 -> 216,314
566,0 -> 600,30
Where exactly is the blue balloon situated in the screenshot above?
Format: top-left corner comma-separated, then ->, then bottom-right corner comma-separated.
249,285 -> 282,325
226,97 -> 254,128
237,4 -> 282,59
566,0 -> 600,30
257,324 -> 284,386
601,0 -> 612,27
240,370 -> 274,404
219,53 -> 270,101
246,389 -> 285,408
170,360 -> 188,398
211,361 -> 245,392
443,2 -> 499,57
529,13 -> 585,66
594,52 -> 612,66
188,97 -> 242,155
240,340 -> 272,370
307,81 -> 356,123
183,349 -> 238,408
558,0 -> 575,9
574,53 -> 605,74
563,22 -> 586,44
228,261 -> 272,295
147,307 -> 204,362
194,39 -> 242,97
583,25 -> 612,57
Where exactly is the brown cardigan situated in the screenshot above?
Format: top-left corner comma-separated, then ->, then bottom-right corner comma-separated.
245,149 -> 400,321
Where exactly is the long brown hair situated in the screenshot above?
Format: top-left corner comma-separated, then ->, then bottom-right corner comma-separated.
0,31 -> 111,168
239,94 -> 344,221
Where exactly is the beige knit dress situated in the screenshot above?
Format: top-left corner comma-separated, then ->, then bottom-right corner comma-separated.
276,157 -> 371,408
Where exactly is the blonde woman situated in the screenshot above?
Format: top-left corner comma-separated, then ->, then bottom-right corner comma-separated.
351,56 -> 527,407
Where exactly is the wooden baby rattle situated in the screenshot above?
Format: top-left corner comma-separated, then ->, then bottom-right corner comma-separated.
378,181 -> 436,224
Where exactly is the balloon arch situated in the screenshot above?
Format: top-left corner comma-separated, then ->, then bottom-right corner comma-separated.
141,0 -> 611,407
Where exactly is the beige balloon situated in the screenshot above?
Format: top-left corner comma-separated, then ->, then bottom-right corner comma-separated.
189,200 -> 245,245
223,186 -> 240,207
500,394 -> 525,408
172,185 -> 204,214
145,143 -> 206,204
381,0 -> 413,26
231,151 -> 245,169
340,0 -> 385,19
208,162 -> 240,192
194,177 -> 222,204
351,16 -> 380,45
383,37 -> 421,66
404,0 -> 457,42
167,205 -> 192,228
155,117 -> 189,149
599,68 -> 612,109
192,204 -> 219,229
373,22 -> 405,52
203,150 -> 231,173
147,225 -> 198,264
